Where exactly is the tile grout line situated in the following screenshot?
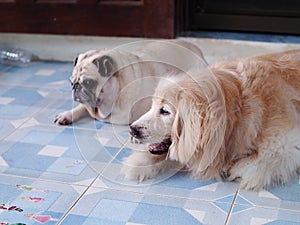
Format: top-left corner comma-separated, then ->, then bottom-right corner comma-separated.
39,119 -> 125,133
0,78 -> 100,224
0,64 -> 73,141
0,81 -> 68,89
89,183 -> 300,214
0,172 -> 90,188
0,97 -> 59,142
2,171 -> 300,221
0,172 -> 246,208
0,68 -> 73,142
223,188 -> 239,225
3,170 -> 300,216
56,185 -> 91,225
56,138 -> 129,225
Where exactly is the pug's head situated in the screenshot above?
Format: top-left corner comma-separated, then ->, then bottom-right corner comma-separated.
70,50 -> 120,119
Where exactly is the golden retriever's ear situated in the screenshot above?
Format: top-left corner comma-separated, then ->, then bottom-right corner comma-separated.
169,78 -> 227,173
169,95 -> 202,164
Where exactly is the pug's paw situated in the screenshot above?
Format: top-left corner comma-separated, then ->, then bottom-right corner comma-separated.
54,110 -> 73,125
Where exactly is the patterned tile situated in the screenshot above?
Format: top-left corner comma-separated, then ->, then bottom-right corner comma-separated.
35,99 -> 77,126
0,124 -> 102,183
0,84 -> 61,121
35,97 -> 112,129
227,206 -> 300,225
1,39 -> 300,225
60,187 -> 229,225
226,181 -> 300,225
0,119 -> 16,141
0,174 -> 86,225
0,62 -> 72,88
238,175 -> 300,211
95,145 -> 238,202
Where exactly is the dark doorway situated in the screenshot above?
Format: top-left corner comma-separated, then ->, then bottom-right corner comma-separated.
185,0 -> 300,35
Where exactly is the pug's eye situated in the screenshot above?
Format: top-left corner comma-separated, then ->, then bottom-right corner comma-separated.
160,106 -> 170,115
82,79 -> 97,89
82,80 -> 90,86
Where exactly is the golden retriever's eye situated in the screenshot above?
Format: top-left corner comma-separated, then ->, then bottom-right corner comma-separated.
160,107 -> 170,115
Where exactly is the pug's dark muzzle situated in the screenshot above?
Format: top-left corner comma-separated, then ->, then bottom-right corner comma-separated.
72,83 -> 97,106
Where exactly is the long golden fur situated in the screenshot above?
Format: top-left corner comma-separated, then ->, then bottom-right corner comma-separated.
123,49 -> 300,190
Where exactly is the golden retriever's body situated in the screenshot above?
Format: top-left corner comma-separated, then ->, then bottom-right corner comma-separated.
124,49 -> 300,190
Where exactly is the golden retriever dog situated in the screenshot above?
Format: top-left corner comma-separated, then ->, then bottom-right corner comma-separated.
123,49 -> 300,190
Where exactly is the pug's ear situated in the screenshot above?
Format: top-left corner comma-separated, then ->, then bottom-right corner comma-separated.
73,56 -> 78,67
93,55 -> 115,77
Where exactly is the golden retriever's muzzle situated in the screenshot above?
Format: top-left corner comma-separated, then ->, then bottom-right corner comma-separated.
129,125 -> 171,155
148,138 -> 172,155
129,125 -> 143,139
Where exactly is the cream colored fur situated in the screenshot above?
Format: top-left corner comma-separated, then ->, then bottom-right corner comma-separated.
123,49 -> 300,190
54,39 -> 206,125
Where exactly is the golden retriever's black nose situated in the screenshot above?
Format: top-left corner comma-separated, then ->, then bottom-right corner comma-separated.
129,125 -> 142,138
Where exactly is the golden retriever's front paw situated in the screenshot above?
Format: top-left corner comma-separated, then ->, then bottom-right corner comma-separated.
121,163 -> 155,182
229,163 -> 265,191
121,151 -> 172,182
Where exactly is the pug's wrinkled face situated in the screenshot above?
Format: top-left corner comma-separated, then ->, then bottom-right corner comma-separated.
69,50 -> 119,118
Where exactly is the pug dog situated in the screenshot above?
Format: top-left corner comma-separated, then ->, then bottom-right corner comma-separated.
54,39 -> 207,125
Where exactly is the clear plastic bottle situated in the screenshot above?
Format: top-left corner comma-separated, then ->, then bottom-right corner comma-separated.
0,47 -> 39,65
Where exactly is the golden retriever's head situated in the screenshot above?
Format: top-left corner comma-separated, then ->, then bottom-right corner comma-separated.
129,76 -> 179,154
130,70 -> 227,172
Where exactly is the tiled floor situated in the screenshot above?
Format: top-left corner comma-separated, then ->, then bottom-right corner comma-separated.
0,42 -> 300,225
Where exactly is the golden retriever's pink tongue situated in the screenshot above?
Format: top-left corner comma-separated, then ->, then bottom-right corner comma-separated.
148,138 -> 172,155
149,143 -> 165,151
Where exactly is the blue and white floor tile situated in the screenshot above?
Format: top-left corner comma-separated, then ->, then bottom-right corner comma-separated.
238,177 -> 300,212
0,62 -> 72,88
1,40 -> 300,225
0,123 -> 120,183
60,187 -> 229,225
0,174 -> 86,225
228,204 -> 300,225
